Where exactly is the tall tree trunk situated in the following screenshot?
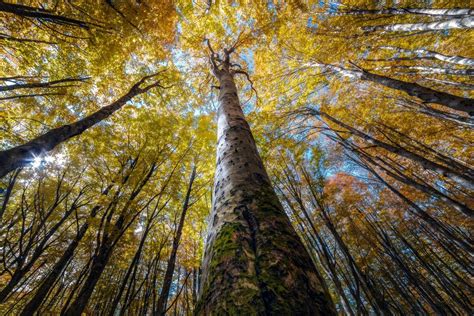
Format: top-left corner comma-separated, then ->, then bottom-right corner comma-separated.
0,77 -> 89,92
155,166 -> 196,315
109,221 -> 150,315
377,46 -> 474,66
363,17 -> 474,32
0,168 -> 20,220
195,46 -> 335,315
62,162 -> 156,315
358,69 -> 474,115
342,8 -> 473,17
373,65 -> 474,76
0,74 -> 163,178
0,2 -> 95,28
307,63 -> 474,115
62,242 -> 114,316
308,109 -> 474,186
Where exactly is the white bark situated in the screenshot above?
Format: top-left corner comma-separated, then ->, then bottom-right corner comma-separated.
342,8 -> 473,17
363,16 -> 474,32
379,46 -> 474,66
374,66 -> 474,76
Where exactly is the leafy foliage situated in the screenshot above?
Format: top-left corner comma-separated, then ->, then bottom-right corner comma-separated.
0,0 -> 472,314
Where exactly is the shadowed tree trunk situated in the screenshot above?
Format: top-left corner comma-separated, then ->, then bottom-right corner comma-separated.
62,162 -> 157,316
0,74 -> 164,178
359,68 -> 474,115
195,42 -> 335,315
19,183 -> 115,316
0,76 -> 90,92
304,62 -> 474,115
0,2 -> 95,28
155,166 -> 196,315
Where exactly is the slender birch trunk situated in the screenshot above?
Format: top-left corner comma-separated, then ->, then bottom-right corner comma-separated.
377,46 -> 474,66
195,45 -> 335,315
341,8 -> 473,17
363,16 -> 474,32
0,74 -> 163,178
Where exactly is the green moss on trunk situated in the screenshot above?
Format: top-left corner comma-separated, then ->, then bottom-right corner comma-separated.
196,186 -> 335,315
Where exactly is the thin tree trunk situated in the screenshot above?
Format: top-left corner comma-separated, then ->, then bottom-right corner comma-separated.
308,109 -> 474,185
19,201 -> 105,316
359,69 -> 474,115
155,166 -> 196,315
62,164 -> 156,315
0,2 -> 96,28
109,221 -> 150,315
374,65 -> 474,76
0,77 -> 89,92
195,45 -> 335,315
0,168 -> 20,220
342,8 -> 473,17
307,63 -> 474,115
373,65 -> 474,76
62,243 -> 114,316
377,46 -> 474,66
0,74 -> 163,178
363,17 -> 474,32
283,194 -> 355,316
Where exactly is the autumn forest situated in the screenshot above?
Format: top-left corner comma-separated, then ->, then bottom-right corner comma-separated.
0,0 -> 473,315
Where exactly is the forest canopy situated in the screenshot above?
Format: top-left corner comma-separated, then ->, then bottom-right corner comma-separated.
0,0 -> 472,315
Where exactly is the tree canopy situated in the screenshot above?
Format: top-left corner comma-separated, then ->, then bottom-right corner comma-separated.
0,0 -> 472,314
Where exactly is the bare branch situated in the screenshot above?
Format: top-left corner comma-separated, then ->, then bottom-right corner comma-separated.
233,70 -> 258,102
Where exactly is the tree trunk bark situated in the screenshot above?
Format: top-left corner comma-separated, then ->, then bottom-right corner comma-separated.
195,52 -> 335,315
375,65 -> 474,76
0,75 -> 162,178
377,46 -> 474,66
359,69 -> 474,115
0,168 -> 20,220
342,8 -> 473,17
0,77 -> 89,92
363,17 -> 474,32
0,2 -> 93,28
307,63 -> 474,115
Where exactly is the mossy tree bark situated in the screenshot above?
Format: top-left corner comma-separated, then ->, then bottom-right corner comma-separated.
195,44 -> 335,315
